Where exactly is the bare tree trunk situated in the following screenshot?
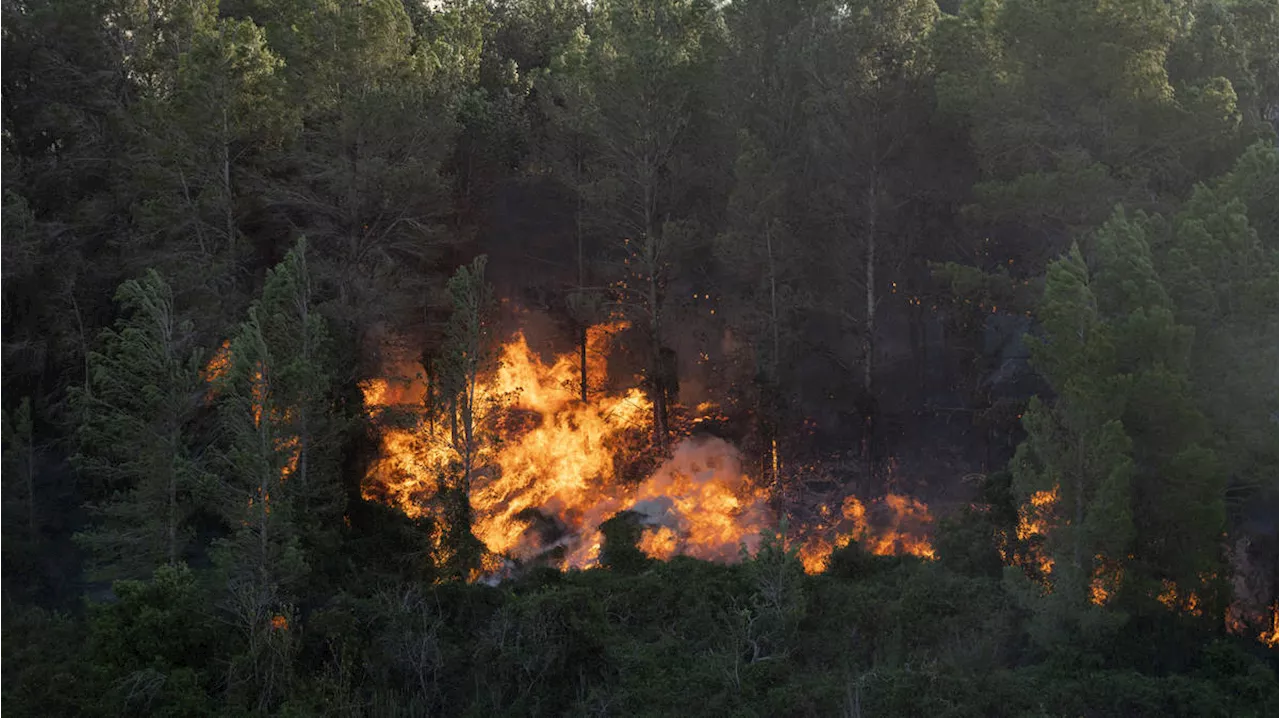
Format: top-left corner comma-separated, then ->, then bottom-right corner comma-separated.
765,222 -> 782,505
167,445 -> 177,565
579,325 -> 589,404
70,292 -> 90,393
649,275 -> 668,452
297,269 -> 311,489
461,375 -> 475,491
861,169 -> 878,487
646,246 -> 668,452
766,223 -> 781,376
1075,435 -> 1085,578
222,108 -> 234,259
642,180 -> 668,452
25,441 -> 36,537
576,155 -> 589,404
863,172 -> 877,397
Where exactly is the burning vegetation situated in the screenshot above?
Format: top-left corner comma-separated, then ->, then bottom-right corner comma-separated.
360,320 -> 938,576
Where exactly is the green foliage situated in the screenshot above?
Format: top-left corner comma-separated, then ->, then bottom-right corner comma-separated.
599,510 -> 650,573
82,564 -> 221,717
72,270 -> 207,581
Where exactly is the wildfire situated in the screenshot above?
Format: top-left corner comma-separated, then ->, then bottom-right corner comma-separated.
202,339 -> 232,402
1154,579 -> 1203,617
1261,607 -> 1279,648
1088,556 -> 1123,606
1016,487 -> 1058,577
362,322 -> 937,577
796,493 -> 935,574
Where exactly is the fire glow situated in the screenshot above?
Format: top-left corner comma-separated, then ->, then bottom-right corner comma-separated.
360,324 -> 937,574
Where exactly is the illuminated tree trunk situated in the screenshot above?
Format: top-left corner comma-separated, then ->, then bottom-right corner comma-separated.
765,222 -> 781,503
440,256 -> 495,577
577,159 -> 589,404
644,223 -> 669,453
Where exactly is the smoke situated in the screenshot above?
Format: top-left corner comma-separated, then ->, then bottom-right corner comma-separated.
625,437 -> 771,562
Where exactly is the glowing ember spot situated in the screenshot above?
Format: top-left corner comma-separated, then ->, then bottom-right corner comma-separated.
1149,576 -> 1208,616
1089,556 -> 1122,606
1017,488 -> 1058,541
270,615 -> 288,631
799,536 -> 834,574
1017,487 -> 1058,578
202,339 -> 233,402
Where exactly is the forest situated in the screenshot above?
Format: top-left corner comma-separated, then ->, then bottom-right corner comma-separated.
2,0 -> 1278,715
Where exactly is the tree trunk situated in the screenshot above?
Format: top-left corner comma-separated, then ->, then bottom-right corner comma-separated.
765,222 -> 782,505
298,274 -> 310,490
766,223 -> 781,377
576,154 -> 589,404
863,172 -> 877,397
861,169 -> 878,486
579,325 -> 589,404
167,442 -> 177,565
222,108 -> 234,258
1074,434 -> 1085,578
643,182 -> 668,453
647,249 -> 668,453
25,442 -> 36,537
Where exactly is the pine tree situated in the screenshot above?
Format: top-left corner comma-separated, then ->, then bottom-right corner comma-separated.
208,237 -> 340,708
249,0 -> 464,369
123,1 -> 291,322
435,255 -> 498,579
212,237 -> 337,588
72,270 -> 206,581
713,130 -> 806,500
1011,208 -> 1230,648
584,0 -> 719,452
1011,244 -> 1135,612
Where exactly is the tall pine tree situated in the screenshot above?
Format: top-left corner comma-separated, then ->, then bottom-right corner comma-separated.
72,270 -> 206,581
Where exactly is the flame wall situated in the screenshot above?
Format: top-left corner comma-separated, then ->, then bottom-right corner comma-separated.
360,325 -> 935,574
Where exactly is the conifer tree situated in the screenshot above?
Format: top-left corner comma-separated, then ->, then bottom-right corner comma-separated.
1012,208 -> 1230,647
212,237 -> 338,575
72,270 -> 206,580
1011,244 -> 1135,613
435,255 -> 497,579
210,237 -> 337,708
584,0 -> 719,452
124,1 -> 291,320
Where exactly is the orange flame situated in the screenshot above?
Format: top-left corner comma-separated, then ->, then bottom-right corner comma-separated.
797,493 -> 935,574
202,340 -> 232,403
362,322 -> 935,576
1017,487 -> 1058,577
1261,607 -> 1279,648
1153,578 -> 1205,616
1088,555 -> 1122,606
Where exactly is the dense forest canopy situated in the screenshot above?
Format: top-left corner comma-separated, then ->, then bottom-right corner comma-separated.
2,0 -> 1277,715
